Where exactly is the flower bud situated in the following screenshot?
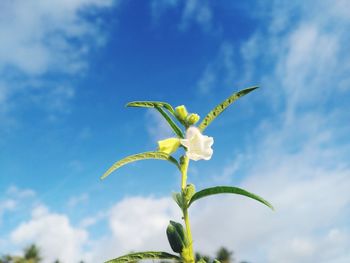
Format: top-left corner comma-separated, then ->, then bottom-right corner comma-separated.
183,184 -> 196,202
166,221 -> 188,253
158,138 -> 180,154
175,105 -> 188,121
186,113 -> 200,125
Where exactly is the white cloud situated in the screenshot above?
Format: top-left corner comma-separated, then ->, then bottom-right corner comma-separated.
6,185 -> 36,199
93,139 -> 350,263
85,196 -> 181,262
0,186 -> 36,224
190,1 -> 350,262
108,196 -> 179,249
4,195 -> 180,262
0,199 -> 16,223
10,205 -> 89,263
0,0 -> 117,121
4,157 -> 350,263
179,0 -> 212,31
276,23 -> 340,122
79,211 -> 106,228
0,0 -> 114,75
3,1 -> 350,262
184,109 -> 350,263
239,0 -> 350,117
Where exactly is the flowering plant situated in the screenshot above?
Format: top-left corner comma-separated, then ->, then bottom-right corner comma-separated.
101,86 -> 273,263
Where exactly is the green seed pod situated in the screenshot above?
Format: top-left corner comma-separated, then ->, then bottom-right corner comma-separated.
166,221 -> 187,253
186,113 -> 200,125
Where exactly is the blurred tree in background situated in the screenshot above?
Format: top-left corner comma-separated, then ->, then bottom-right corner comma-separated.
23,244 -> 42,262
1,244 -> 250,263
195,247 -> 250,263
0,244 -> 41,263
216,247 -> 233,263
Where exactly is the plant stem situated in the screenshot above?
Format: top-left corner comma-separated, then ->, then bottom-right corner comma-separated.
183,208 -> 194,263
181,156 -> 189,190
180,156 -> 195,263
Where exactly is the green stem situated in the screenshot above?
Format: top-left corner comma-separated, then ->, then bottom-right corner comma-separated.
180,156 -> 195,263
181,156 -> 189,190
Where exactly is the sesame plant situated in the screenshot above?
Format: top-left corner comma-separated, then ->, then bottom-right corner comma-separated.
101,86 -> 273,263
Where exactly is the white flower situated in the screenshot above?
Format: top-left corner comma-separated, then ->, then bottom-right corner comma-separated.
180,126 -> 214,161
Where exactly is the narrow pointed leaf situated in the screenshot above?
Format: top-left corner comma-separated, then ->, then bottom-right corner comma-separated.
155,106 -> 184,138
101,151 -> 180,180
188,186 -> 274,210
198,86 -> 259,132
126,101 -> 176,115
126,101 -> 183,138
105,251 -> 181,263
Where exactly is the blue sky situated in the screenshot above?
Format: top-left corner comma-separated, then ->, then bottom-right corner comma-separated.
1,1 -> 350,262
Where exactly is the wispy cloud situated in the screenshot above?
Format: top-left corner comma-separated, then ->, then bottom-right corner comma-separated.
151,0 -> 213,31
179,0 -> 212,31
197,42 -> 237,95
79,211 -> 106,228
0,0 -> 114,75
191,1 -> 350,261
3,150 -> 350,262
2,1 -> 350,262
0,0 -> 117,122
1,186 -> 36,225
6,185 -> 36,199
0,199 -> 16,223
192,111 -> 350,262
68,193 -> 89,208
239,0 -> 350,114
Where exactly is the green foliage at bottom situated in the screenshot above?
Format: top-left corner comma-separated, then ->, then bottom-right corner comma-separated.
104,251 -> 181,263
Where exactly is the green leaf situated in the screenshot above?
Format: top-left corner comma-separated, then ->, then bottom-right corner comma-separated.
172,192 -> 184,209
198,86 -> 259,132
101,151 -> 181,180
126,101 -> 184,138
126,101 -> 176,115
105,251 -> 181,263
155,106 -> 184,138
188,186 -> 274,210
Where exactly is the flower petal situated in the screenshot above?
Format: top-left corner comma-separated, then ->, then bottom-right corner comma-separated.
181,126 -> 214,161
158,138 -> 180,154
185,126 -> 200,139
